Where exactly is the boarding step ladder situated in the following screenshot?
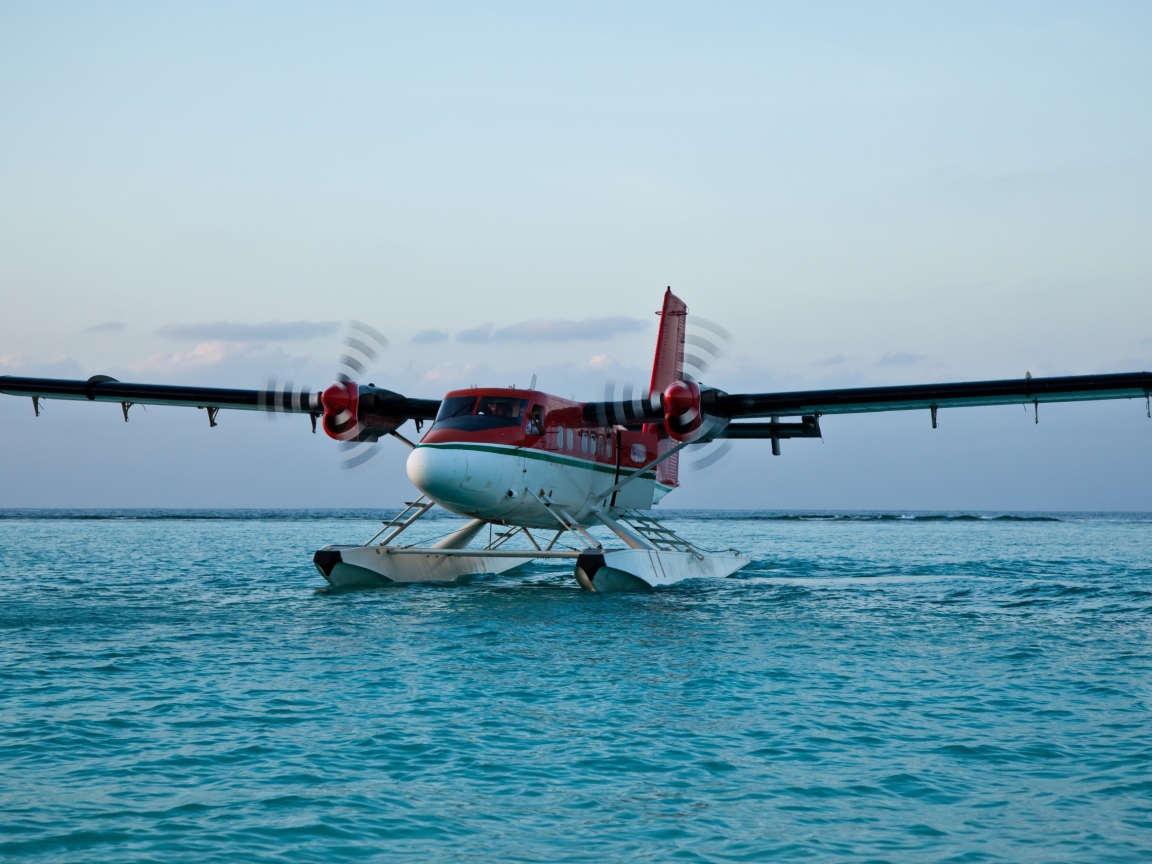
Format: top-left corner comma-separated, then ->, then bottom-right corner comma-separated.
617,509 -> 697,554
365,495 -> 435,546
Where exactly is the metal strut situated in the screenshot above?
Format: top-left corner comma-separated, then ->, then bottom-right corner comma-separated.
389,430 -> 417,449
930,404 -> 938,429
532,490 -> 602,549
32,396 -> 40,417
204,406 -> 219,428
121,402 -> 133,422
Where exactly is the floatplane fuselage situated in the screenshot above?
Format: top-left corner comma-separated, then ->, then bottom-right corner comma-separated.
408,389 -> 671,527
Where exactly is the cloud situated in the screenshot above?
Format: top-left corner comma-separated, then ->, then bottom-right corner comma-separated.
455,316 -> 647,344
84,321 -> 126,333
412,329 -> 449,344
1,354 -> 84,376
157,321 -> 340,341
879,352 -> 928,366
132,340 -> 252,374
457,323 -> 495,343
816,353 -> 848,366
496,316 -> 646,341
584,354 -> 618,371
417,361 -> 490,387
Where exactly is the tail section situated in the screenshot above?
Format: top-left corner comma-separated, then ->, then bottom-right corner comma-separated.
649,288 -> 688,490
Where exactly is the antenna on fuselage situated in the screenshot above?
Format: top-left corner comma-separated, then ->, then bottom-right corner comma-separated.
529,374 -> 537,390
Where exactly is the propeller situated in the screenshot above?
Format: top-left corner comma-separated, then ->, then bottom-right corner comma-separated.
331,321 -> 392,471
258,320 -> 400,473
337,321 -> 389,383
683,315 -> 735,472
257,379 -> 322,414
683,315 -> 732,381
596,379 -> 662,427
589,315 -> 736,473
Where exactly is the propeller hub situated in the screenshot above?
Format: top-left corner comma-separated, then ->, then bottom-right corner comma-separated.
321,382 -> 354,414
664,379 -> 703,441
321,381 -> 360,441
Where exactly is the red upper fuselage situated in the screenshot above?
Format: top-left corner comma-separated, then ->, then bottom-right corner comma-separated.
420,387 -> 661,474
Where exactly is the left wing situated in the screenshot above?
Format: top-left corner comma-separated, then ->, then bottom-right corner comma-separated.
712,371 -> 1152,419
710,371 -> 1151,440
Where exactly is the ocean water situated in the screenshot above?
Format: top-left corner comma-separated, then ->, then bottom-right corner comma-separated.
1,509 -> 1150,862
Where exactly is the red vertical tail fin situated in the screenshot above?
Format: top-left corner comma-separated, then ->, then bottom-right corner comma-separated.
649,288 -> 687,489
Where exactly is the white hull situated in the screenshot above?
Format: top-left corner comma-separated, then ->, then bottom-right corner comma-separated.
407,443 -> 672,528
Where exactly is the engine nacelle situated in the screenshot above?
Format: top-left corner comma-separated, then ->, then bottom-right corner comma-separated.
320,381 -> 406,442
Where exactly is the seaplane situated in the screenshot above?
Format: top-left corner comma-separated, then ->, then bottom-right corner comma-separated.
2,289 -> 1150,591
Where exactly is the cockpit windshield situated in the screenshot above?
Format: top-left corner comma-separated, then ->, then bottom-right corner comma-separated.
432,395 -> 530,432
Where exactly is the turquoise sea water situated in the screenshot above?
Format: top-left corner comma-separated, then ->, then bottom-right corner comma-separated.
1,509 -> 1150,862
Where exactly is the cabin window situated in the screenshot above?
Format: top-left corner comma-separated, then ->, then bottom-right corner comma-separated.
524,405 -> 543,436
591,436 -> 599,456
580,432 -> 588,453
556,427 -> 564,449
606,437 -> 613,459
431,395 -> 529,432
566,428 -> 574,450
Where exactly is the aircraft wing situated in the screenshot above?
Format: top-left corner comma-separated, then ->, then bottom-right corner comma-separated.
0,375 -> 442,421
713,372 -> 1152,419
704,371 -> 1152,442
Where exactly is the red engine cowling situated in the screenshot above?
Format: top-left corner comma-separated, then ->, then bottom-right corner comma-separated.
320,381 -> 405,442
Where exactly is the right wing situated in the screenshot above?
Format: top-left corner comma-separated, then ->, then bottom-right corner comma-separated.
0,375 -> 442,425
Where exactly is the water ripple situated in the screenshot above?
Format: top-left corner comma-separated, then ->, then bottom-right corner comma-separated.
0,510 -> 1150,862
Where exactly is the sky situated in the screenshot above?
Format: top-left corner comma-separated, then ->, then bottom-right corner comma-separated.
1,1 -> 1151,510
